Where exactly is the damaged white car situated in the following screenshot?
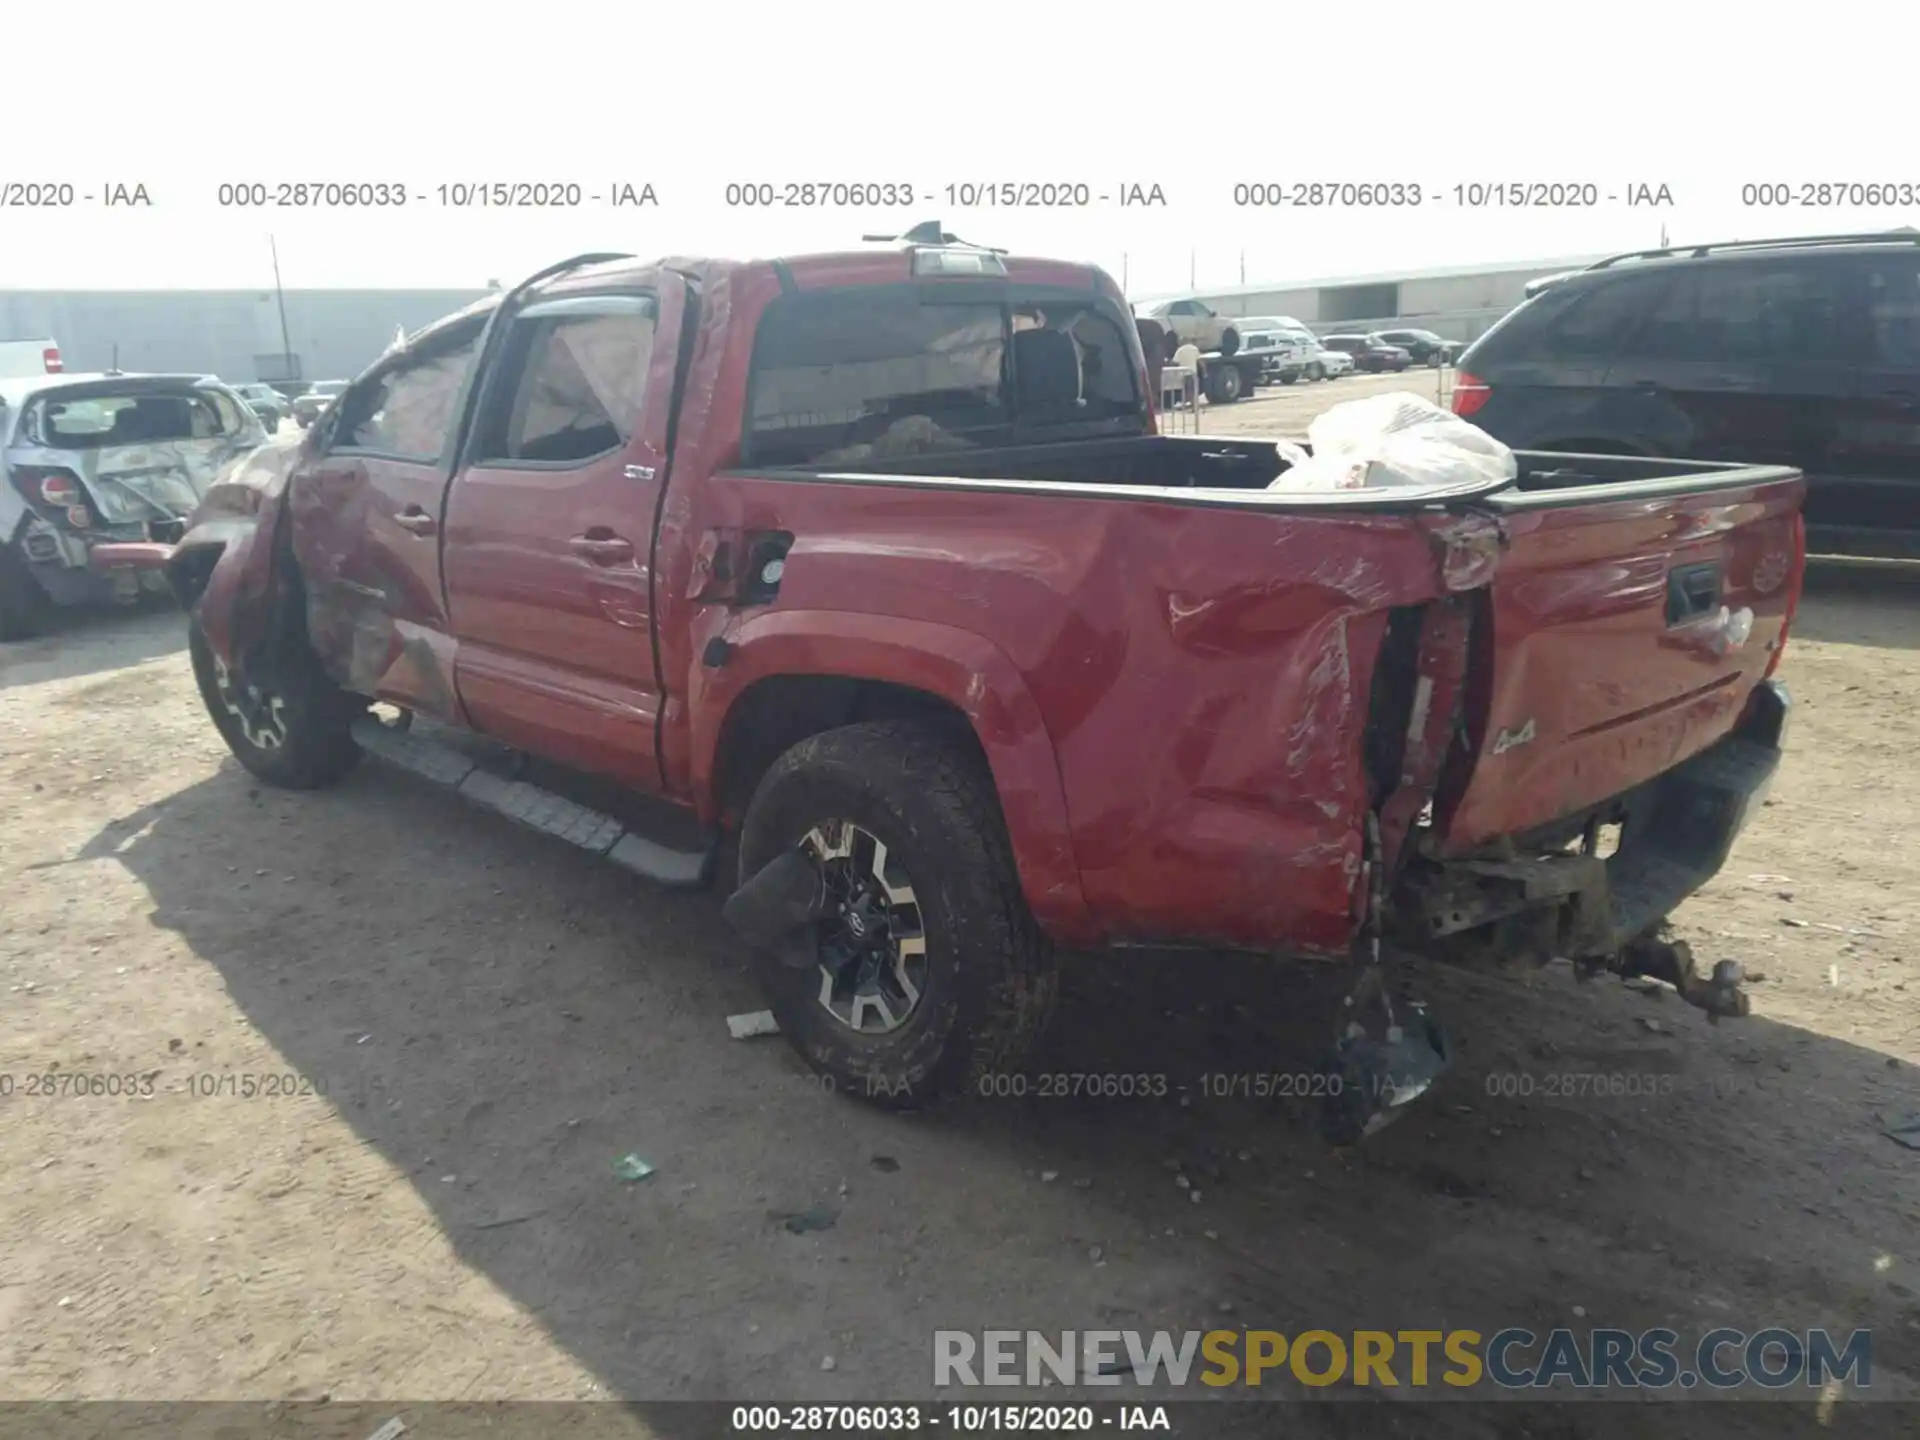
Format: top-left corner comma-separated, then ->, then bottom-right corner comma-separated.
0,373 -> 270,638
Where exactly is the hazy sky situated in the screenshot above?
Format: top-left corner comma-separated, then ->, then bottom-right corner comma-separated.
4,0 -> 1912,296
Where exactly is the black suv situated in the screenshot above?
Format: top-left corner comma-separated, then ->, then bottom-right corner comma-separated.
1453,231 -> 1920,559
1374,328 -> 1457,366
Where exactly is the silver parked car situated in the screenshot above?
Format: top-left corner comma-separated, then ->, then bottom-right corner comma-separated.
0,373 -> 269,637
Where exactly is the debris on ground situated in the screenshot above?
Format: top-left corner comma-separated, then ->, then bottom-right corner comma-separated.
869,1155 -> 900,1173
773,1202 -> 839,1234
1882,1115 -> 1920,1151
613,1153 -> 656,1182
821,1356 -> 836,1372
727,1010 -> 780,1040
366,1420 -> 407,1440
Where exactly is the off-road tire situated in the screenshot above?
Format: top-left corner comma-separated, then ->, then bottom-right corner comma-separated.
188,611 -> 365,789
736,721 -> 1059,1109
0,544 -> 51,641
1217,326 -> 1241,357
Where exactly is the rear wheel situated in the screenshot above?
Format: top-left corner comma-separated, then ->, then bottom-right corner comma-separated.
736,721 -> 1059,1109
1206,362 -> 1246,404
1217,327 -> 1241,357
189,612 -> 365,789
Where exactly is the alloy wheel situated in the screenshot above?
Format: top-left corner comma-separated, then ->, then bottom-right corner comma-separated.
801,819 -> 929,1035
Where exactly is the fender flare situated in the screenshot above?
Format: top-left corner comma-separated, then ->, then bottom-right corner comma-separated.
169,517 -> 275,665
688,609 -> 1096,944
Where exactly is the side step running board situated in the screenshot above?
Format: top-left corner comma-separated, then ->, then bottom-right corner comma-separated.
350,716 -> 716,889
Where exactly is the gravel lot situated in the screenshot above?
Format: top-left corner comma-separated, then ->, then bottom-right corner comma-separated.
3,378 -> 1918,1434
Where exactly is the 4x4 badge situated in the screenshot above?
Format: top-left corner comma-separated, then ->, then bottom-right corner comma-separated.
1491,718 -> 1536,756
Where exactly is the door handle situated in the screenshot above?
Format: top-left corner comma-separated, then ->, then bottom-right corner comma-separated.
394,508 -> 438,536
570,532 -> 635,564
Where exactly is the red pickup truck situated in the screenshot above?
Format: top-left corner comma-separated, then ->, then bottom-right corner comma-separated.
107,238 -> 1806,1140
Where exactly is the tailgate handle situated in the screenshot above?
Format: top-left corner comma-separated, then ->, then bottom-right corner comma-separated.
1665,562 -> 1721,626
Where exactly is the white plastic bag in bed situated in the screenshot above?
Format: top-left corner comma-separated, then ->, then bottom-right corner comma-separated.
1268,391 -> 1517,493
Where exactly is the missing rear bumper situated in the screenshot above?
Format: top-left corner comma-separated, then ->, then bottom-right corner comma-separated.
1395,681 -> 1789,1018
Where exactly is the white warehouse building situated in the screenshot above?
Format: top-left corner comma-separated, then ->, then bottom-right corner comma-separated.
1138,253 -> 1611,345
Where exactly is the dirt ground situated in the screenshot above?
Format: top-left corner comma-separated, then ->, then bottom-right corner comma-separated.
3,377 -> 1919,1436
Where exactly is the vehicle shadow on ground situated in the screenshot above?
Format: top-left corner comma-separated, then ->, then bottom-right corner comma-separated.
80,765 -> 1918,1433
0,602 -> 186,689
1797,561 -> 1920,651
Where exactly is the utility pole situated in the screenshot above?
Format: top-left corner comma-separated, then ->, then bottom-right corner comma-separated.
269,235 -> 295,383
1239,250 -> 1246,284
1189,249 -> 1196,289
1122,253 -> 1129,292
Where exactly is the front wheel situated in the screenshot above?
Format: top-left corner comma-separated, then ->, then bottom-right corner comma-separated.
735,721 -> 1059,1109
189,613 -> 365,789
1306,362 -> 1325,382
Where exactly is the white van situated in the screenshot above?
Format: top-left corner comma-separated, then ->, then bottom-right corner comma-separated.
0,339 -> 62,379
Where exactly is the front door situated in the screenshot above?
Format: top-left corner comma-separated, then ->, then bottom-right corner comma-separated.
440,277 -> 687,790
289,320 -> 482,719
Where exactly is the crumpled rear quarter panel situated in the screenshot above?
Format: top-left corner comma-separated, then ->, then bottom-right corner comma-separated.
691,475 -> 1447,953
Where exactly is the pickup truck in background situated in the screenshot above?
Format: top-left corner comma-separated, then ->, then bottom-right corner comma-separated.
104,235 -> 1806,1142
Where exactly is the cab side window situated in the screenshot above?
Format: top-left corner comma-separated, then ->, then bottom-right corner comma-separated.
475,298 -> 657,466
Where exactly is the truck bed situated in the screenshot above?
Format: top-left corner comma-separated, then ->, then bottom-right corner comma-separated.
700,445 -> 1803,951
772,433 -> 1799,511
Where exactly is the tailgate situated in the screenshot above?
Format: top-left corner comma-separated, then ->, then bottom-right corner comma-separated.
1433,460 -> 1805,852
79,438 -> 236,521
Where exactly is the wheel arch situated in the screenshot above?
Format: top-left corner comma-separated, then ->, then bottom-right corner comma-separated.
688,610 -> 1096,943
167,504 -> 302,669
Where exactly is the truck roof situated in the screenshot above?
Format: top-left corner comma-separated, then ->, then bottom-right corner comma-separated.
398,247 -> 1116,354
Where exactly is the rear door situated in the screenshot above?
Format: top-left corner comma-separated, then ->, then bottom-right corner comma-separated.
1604,257 -> 1852,483
439,278 -> 687,789
288,321 -> 481,719
1830,248 -> 1920,547
1464,269 -> 1676,448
